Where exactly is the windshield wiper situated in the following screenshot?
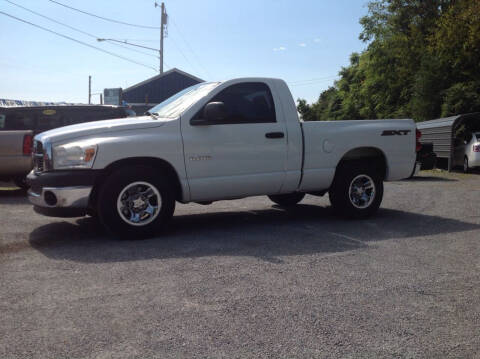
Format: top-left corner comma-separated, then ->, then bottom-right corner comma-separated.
145,111 -> 159,118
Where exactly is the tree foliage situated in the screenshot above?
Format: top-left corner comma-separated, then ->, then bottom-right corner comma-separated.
298,0 -> 480,122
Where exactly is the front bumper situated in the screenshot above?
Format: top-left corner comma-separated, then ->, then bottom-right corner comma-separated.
27,170 -> 100,217
29,185 -> 92,207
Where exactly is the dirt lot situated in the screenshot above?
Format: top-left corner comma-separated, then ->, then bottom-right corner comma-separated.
1,170 -> 479,358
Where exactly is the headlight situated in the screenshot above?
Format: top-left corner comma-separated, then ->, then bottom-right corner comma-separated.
52,140 -> 98,169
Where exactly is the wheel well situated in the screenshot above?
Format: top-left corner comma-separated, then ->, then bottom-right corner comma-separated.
90,157 -> 183,208
337,147 -> 387,179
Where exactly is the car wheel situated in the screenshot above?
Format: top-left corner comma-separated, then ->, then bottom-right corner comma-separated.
13,176 -> 29,190
268,192 -> 305,207
329,162 -> 384,219
464,157 -> 470,173
97,165 -> 175,239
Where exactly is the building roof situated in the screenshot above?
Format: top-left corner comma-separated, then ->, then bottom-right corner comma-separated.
416,112 -> 480,130
0,99 -> 80,107
124,68 -> 204,93
0,104 -> 120,110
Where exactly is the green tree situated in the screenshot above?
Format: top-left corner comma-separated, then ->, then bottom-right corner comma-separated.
296,99 -> 316,122
297,0 -> 480,122
442,82 -> 480,116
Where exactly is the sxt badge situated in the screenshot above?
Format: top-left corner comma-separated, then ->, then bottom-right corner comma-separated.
381,130 -> 411,136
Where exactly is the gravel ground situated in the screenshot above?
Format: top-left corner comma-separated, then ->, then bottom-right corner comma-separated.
1,170 -> 479,358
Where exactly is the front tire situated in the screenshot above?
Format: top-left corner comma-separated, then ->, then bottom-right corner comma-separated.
97,166 -> 175,239
268,192 -> 305,207
329,162 -> 383,219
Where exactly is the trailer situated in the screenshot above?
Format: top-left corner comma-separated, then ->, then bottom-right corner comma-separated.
416,113 -> 480,171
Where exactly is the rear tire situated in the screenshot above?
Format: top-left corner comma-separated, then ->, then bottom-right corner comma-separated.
464,156 -> 470,173
329,162 -> 383,219
97,165 -> 175,239
13,176 -> 29,189
268,192 -> 305,207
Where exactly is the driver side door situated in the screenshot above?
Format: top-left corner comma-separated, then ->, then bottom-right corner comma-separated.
181,82 -> 288,202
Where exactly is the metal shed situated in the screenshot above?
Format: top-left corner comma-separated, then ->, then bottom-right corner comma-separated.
417,112 -> 480,170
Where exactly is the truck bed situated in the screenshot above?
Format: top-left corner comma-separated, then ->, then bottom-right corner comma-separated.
299,119 -> 416,191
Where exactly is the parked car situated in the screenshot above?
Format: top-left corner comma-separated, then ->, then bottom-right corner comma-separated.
27,78 -> 417,238
0,128 -> 33,188
0,105 -> 135,188
454,132 -> 480,172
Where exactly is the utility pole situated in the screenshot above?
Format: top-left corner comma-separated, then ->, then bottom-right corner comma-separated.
160,2 -> 164,74
156,2 -> 167,74
88,75 -> 91,104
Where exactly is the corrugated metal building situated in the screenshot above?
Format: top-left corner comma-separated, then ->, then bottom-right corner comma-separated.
417,112 -> 480,170
121,68 -> 204,113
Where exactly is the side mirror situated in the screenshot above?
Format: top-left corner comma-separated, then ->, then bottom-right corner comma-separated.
190,102 -> 227,126
204,102 -> 227,122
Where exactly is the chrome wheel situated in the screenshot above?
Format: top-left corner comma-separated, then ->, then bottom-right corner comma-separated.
116,181 -> 161,226
348,174 -> 376,209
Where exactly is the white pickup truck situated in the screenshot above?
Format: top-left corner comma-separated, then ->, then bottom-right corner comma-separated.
28,78 -> 417,238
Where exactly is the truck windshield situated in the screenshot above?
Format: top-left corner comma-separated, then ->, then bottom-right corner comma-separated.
148,82 -> 220,119
0,111 -> 35,131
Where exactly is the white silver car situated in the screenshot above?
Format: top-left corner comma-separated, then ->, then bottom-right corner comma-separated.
454,132 -> 480,172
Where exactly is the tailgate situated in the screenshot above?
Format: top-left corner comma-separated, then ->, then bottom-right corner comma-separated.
0,130 -> 33,176
0,130 -> 32,156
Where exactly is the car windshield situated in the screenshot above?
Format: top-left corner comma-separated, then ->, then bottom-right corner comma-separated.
148,82 -> 220,119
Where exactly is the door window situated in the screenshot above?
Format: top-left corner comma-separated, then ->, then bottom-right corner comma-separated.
205,82 -> 276,124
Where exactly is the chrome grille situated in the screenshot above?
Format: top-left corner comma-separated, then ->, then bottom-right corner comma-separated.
33,140 -> 44,173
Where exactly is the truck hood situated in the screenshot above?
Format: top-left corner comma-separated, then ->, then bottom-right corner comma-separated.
36,116 -> 169,144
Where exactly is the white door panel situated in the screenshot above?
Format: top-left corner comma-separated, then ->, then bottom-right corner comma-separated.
182,122 -> 287,201
181,81 -> 289,202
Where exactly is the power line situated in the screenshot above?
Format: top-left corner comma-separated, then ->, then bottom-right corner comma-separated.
289,76 -> 338,85
168,36 -> 204,77
4,0 -> 159,59
117,39 -> 158,43
170,18 -> 211,79
47,0 -> 160,29
0,11 -> 157,71
288,78 -> 338,87
99,38 -> 172,69
289,81 -> 337,87
98,38 -> 159,51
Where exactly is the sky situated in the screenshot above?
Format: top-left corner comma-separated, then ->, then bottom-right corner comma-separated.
0,0 -> 369,105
